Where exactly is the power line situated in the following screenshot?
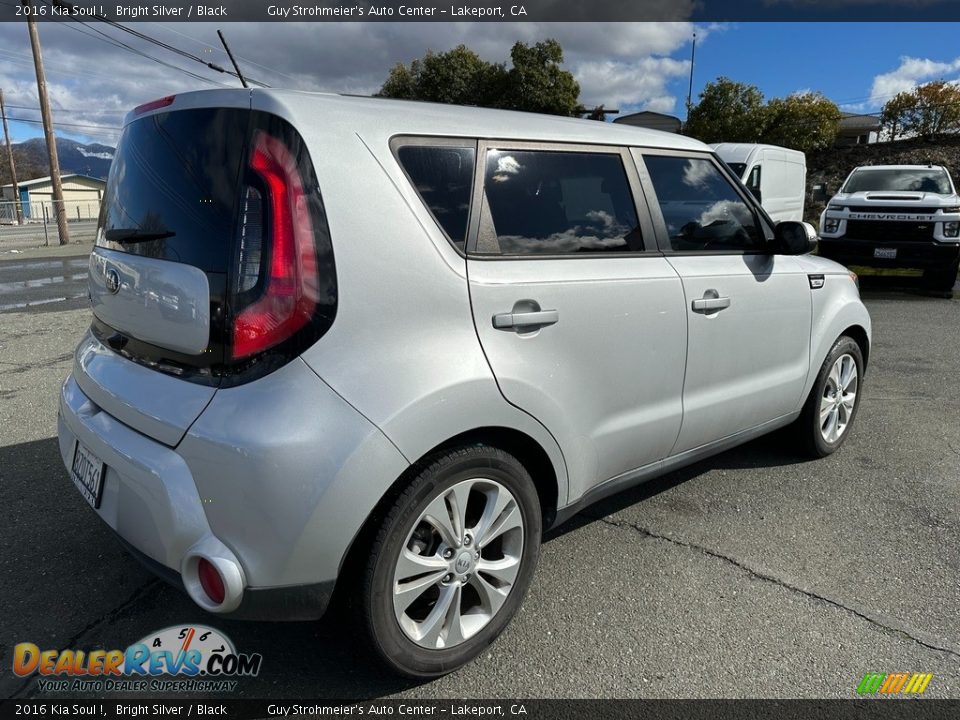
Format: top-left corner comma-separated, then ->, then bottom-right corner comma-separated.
6,103 -> 125,114
155,23 -> 300,84
48,0 -> 269,88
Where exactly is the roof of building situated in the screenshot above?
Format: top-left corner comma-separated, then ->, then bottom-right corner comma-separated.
839,113 -> 882,132
2,173 -> 106,190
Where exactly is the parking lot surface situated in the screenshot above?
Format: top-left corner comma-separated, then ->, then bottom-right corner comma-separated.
1,251 -> 958,699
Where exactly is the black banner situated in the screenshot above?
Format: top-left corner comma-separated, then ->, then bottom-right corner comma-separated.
3,700 -> 960,720
4,0 -> 960,23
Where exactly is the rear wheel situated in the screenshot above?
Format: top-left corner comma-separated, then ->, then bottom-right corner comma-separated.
797,336 -> 864,457
361,445 -> 541,677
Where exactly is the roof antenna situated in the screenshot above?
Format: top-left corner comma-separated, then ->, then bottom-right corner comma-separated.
217,29 -> 248,89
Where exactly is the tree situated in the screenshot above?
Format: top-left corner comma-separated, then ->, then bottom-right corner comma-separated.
880,91 -> 915,140
378,45 -> 503,107
880,80 -> 960,139
377,40 -> 580,117
761,92 -> 841,152
498,39 -> 580,116
683,77 -> 767,144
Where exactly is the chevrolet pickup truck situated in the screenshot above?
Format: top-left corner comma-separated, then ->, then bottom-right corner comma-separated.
817,164 -> 960,291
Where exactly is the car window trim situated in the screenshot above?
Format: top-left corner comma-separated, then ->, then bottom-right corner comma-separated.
389,135 -> 480,256
465,139 -> 660,260
632,147 -> 776,257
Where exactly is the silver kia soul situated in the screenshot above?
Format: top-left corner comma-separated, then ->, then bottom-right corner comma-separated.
58,88 -> 871,677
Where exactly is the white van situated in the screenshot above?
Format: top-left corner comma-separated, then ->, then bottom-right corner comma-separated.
712,143 -> 807,223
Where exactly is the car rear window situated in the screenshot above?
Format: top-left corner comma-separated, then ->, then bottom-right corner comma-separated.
396,145 -> 476,248
97,108 -> 248,273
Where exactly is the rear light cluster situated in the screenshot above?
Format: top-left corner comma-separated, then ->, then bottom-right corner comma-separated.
227,121 -> 335,369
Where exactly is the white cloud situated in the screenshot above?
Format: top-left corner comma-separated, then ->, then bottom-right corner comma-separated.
869,55 -> 960,105
0,21 -> 712,144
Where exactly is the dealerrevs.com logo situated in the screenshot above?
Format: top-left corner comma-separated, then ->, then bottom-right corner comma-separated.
13,625 -> 262,693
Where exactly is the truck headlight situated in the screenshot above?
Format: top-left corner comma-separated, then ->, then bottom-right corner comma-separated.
944,220 -> 959,238
823,217 -> 841,234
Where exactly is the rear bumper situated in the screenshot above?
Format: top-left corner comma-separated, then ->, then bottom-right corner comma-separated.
57,349 -> 409,620
818,236 -> 960,269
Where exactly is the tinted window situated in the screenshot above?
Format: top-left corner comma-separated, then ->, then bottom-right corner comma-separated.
478,149 -> 643,255
397,145 -> 476,247
643,155 -> 763,252
98,108 -> 247,272
842,167 -> 952,194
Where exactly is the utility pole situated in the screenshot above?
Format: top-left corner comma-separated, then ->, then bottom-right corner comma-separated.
24,0 -> 69,244
0,89 -> 23,225
686,31 -> 697,113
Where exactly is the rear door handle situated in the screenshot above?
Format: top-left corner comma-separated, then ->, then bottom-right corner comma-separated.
493,309 -> 559,329
691,294 -> 731,313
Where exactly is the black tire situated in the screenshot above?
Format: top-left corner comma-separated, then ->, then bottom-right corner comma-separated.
361,445 -> 541,678
922,260 -> 959,293
797,335 -> 864,458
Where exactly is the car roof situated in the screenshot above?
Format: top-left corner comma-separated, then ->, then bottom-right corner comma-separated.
253,89 -> 713,152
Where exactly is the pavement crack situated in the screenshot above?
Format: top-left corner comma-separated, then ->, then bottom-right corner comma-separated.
9,579 -> 161,699
593,514 -> 960,661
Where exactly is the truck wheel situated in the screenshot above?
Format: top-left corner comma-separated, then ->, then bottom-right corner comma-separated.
923,260 -> 959,293
797,336 -> 864,458
361,445 -> 542,677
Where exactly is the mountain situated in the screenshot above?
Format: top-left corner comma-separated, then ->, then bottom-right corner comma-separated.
0,137 -> 115,187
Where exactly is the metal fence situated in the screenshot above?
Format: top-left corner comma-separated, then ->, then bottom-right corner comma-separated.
0,199 -> 100,247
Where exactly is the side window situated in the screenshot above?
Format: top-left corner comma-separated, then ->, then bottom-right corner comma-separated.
642,155 -> 764,252
397,145 -> 476,248
746,165 -> 761,194
477,149 -> 643,255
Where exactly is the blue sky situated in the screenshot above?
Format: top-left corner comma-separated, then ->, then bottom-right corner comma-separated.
1,22 -> 958,147
684,23 -> 960,112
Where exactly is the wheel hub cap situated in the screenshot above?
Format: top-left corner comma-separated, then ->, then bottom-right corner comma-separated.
392,477 -> 525,650
819,353 -> 858,443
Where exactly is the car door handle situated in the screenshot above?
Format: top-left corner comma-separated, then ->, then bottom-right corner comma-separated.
493,309 -> 559,329
691,295 -> 731,313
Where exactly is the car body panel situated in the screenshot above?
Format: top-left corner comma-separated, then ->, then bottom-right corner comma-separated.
664,254 -> 813,454
73,332 -> 216,447
89,248 -> 211,355
467,256 -> 687,500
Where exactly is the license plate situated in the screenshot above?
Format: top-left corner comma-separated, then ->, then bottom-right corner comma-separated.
70,440 -> 105,509
874,247 -> 897,259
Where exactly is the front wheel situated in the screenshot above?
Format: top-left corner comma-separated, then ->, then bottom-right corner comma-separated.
922,260 -> 958,294
361,445 -> 542,677
797,335 -> 864,457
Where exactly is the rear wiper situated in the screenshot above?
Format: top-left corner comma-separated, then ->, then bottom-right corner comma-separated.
104,228 -> 176,244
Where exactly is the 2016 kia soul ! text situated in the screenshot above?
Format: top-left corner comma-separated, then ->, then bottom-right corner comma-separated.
58,89 -> 871,677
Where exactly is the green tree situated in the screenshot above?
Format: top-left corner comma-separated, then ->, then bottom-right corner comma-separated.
683,77 -> 767,143
498,39 -> 580,116
761,92 -> 841,152
880,80 -> 960,139
880,91 -> 915,140
377,40 -> 580,117
378,45 -> 503,107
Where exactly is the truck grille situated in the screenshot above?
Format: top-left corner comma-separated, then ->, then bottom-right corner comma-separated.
846,220 -> 935,242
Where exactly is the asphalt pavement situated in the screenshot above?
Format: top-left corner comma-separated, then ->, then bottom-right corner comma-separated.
1,253 -> 958,699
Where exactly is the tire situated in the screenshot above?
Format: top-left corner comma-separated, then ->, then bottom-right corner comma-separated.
797,335 -> 864,458
922,260 -> 958,293
361,445 -> 542,678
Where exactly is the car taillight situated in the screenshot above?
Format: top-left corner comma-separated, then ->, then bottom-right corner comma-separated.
232,130 -> 319,360
132,95 -> 175,115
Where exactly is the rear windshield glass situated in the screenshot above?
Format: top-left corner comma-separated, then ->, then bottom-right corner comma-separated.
97,108 -> 248,272
843,168 -> 952,194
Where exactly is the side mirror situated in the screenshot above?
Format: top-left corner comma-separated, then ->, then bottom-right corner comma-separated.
775,221 -> 818,255
811,184 -> 830,203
